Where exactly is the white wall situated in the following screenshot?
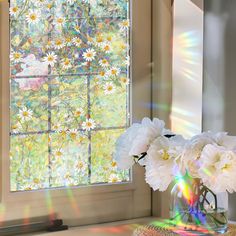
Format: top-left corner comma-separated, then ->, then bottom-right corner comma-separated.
204,0 -> 236,221
171,0 -> 203,138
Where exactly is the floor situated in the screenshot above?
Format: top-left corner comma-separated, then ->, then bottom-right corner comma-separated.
33,217 -> 158,236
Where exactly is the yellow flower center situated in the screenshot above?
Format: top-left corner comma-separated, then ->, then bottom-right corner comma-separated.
14,53 -> 21,59
111,69 -> 117,75
70,133 -> 76,139
96,37 -> 103,43
104,45 -> 110,51
12,7 -> 18,13
162,150 -> 170,160
57,18 -> 64,24
56,151 -> 62,157
47,4 -> 53,9
120,77 -> 127,83
55,39 -> 62,46
111,177 -> 118,183
100,71 -> 105,76
122,21 -> 129,27
107,36 -> 112,41
77,162 -> 84,169
30,14 -> 37,21
48,55 -> 54,61
33,178 -> 40,184
86,52 -> 92,58
111,161 -> 117,167
12,124 -> 18,130
222,164 -> 231,171
107,85 -> 113,91
75,111 -> 81,116
86,122 -> 92,127
22,111 -> 29,117
66,37 -> 72,43
65,174 -> 71,179
64,59 -> 70,65
25,187 -> 32,191
120,43 -> 126,50
76,39 -> 81,44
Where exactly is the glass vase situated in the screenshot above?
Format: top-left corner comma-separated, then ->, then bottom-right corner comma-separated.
170,174 -> 228,234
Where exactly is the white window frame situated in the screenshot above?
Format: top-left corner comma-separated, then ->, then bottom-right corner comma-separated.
0,0 -> 152,225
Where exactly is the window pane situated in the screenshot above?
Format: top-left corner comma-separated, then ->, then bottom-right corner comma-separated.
10,0 -> 130,191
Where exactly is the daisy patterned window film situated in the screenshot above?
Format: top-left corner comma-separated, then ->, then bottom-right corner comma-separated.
10,0 -> 131,192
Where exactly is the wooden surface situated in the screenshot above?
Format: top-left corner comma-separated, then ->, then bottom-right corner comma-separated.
26,218 -> 236,236
29,218 -> 159,236
133,223 -> 236,236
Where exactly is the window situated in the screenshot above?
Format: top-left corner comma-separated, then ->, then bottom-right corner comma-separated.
0,0 -> 151,225
10,0 -> 130,192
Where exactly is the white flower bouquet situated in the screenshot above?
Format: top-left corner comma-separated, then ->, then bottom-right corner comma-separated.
114,117 -> 236,233
114,117 -> 236,193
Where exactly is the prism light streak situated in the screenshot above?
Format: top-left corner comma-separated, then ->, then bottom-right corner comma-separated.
150,219 -> 214,235
66,188 -> 80,216
45,191 -> 55,221
0,204 -> 6,226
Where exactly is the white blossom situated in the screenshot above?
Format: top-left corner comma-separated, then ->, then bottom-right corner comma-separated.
199,144 -> 236,193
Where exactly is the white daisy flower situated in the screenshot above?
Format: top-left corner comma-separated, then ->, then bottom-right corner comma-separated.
104,82 -> 116,95
67,129 -> 78,140
99,71 -> 106,78
54,149 -> 63,158
72,37 -> 82,47
74,25 -> 80,32
11,123 -> 21,133
99,59 -> 109,68
65,36 -> 73,46
9,6 -> 19,17
43,52 -> 57,67
95,36 -> 104,47
108,174 -> 121,183
107,67 -> 121,77
82,48 -> 96,62
52,123 -> 61,131
55,17 -> 66,27
82,118 -> 96,131
26,10 -> 41,24
74,108 -> 84,117
56,128 -> 68,137
75,160 -> 87,172
120,76 -> 130,85
64,172 -> 72,181
111,161 -> 118,169
46,3 -> 53,11
10,51 -> 22,63
18,107 -> 33,122
101,43 -> 112,53
46,40 -> 53,49
61,58 -> 72,70
54,39 -> 65,49
87,34 -> 94,45
119,19 -> 130,31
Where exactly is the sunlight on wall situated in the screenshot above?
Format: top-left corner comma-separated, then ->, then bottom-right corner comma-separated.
171,0 -> 203,138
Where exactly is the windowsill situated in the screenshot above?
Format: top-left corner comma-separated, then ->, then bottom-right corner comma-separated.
30,217 -> 158,236
18,218 -> 236,236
